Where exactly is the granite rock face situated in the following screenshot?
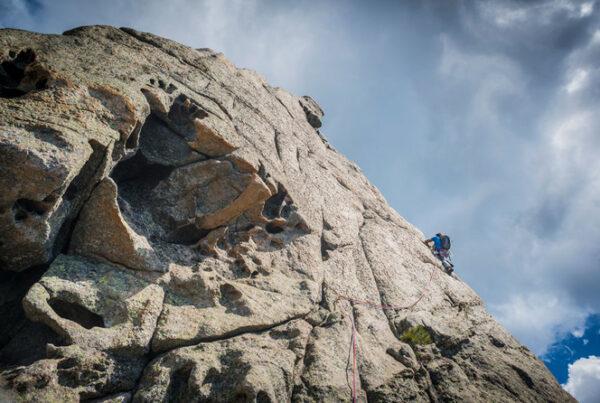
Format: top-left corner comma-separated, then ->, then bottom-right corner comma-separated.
0,26 -> 574,402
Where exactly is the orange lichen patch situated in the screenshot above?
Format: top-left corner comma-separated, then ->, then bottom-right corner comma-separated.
188,118 -> 235,157
195,173 -> 272,230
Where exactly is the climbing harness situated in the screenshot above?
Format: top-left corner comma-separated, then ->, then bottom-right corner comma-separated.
325,264 -> 438,402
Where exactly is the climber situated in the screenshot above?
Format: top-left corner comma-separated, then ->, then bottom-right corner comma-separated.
423,233 -> 453,271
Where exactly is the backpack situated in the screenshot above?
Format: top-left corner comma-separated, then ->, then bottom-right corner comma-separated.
440,235 -> 451,250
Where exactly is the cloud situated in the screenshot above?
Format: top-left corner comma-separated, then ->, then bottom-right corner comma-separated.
562,356 -> 600,402
0,0 -> 342,92
491,293 -> 591,354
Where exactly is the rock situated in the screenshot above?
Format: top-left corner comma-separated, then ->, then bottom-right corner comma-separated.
89,392 -> 132,403
134,320 -> 311,402
69,178 -> 164,272
22,254 -> 164,356
0,25 -> 575,402
0,344 -> 145,401
299,96 -> 324,129
137,114 -> 206,167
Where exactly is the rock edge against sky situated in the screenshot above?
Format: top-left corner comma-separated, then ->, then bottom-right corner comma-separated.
0,26 -> 574,402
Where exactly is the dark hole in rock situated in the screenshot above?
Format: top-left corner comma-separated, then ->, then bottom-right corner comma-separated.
111,151 -> 174,189
256,391 -> 272,403
220,284 -> 242,300
234,391 -> 251,402
13,209 -> 28,222
158,79 -> 166,89
320,237 -> 337,261
125,120 -> 142,150
167,365 -> 192,402
64,140 -> 106,201
48,298 -> 105,329
168,223 -> 210,245
166,83 -> 177,94
0,265 -> 50,360
167,94 -> 208,139
57,357 -> 78,370
35,78 -> 47,89
202,367 -> 220,386
265,223 -> 284,234
149,78 -> 155,85
12,198 -> 48,219
57,368 -> 79,388
0,48 -> 48,98
216,237 -> 228,250
262,186 -> 288,220
92,362 -> 106,371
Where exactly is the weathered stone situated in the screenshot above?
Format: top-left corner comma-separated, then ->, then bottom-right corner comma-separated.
134,320 -> 311,402
69,178 -> 164,272
89,392 -> 132,403
188,118 -> 235,157
22,254 -> 164,356
299,95 -> 324,129
0,344 -> 144,402
0,25 -> 575,403
137,114 -> 205,167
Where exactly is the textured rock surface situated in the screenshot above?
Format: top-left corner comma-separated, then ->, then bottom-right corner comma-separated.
0,26 -> 574,402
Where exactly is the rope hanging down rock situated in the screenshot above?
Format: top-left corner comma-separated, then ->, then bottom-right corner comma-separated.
325,264 -> 438,403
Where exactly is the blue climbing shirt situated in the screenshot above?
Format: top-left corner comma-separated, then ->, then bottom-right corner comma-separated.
431,236 -> 442,251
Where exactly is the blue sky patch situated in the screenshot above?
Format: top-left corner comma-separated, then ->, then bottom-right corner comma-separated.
542,314 -> 600,384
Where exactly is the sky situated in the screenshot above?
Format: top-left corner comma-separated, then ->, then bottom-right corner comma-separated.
1,0 -> 599,399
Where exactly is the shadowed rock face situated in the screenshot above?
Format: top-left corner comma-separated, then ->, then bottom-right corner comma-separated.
0,26 -> 574,402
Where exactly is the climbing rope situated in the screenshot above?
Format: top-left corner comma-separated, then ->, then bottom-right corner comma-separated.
326,264 -> 438,402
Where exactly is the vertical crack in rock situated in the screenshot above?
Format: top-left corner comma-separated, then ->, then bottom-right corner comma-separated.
357,216 -> 400,335
274,130 -> 283,161
54,139 -> 110,257
268,86 -> 295,120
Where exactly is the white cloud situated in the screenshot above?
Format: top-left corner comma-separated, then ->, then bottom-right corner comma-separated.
479,0 -> 592,29
439,34 -> 526,137
491,293 -> 590,355
580,2 -> 594,17
565,68 -> 588,93
584,339 -> 589,345
562,356 -> 600,403
572,328 -> 585,338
